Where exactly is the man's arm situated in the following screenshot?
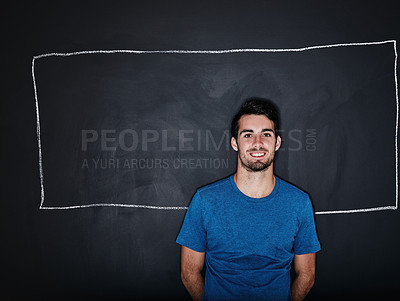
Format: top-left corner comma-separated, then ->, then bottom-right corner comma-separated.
181,245 -> 205,301
291,253 -> 316,301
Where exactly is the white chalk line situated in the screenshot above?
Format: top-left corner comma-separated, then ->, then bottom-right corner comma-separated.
32,40 -> 399,214
38,204 -> 397,213
394,40 -> 399,210
32,58 -> 45,209
315,206 -> 397,215
40,204 -> 188,210
33,40 -> 396,59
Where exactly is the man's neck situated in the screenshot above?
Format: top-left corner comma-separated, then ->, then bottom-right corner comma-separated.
234,165 -> 276,199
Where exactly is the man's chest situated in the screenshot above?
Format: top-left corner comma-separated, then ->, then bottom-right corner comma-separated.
204,203 -> 299,257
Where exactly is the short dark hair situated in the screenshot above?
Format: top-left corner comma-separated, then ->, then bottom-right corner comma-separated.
231,98 -> 280,140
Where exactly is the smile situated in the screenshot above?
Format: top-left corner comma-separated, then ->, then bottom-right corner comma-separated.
249,152 -> 266,158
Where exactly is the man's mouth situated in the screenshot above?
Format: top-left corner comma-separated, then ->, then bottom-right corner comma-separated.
249,152 -> 266,158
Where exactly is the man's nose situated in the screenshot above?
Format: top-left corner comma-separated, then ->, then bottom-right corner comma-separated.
252,134 -> 262,147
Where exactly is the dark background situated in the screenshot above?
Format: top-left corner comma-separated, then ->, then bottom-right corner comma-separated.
3,1 -> 400,300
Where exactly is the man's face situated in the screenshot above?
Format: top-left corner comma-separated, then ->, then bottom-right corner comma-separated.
231,114 -> 281,172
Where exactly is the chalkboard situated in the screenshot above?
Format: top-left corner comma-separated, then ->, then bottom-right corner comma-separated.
3,0 -> 400,300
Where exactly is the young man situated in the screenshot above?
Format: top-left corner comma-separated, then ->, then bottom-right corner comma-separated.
176,99 -> 321,301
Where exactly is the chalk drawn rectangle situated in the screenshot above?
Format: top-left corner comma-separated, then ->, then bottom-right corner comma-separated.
32,40 -> 398,214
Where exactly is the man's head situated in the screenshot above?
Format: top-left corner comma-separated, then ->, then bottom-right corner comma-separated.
231,98 -> 281,172
231,98 -> 280,140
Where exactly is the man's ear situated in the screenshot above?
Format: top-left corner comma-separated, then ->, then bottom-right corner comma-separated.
275,135 -> 281,151
231,137 -> 238,151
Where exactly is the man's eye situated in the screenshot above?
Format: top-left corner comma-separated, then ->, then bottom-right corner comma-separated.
244,134 -> 251,138
264,133 -> 271,137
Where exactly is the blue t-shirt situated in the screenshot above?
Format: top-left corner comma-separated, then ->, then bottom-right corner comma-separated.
176,175 -> 321,301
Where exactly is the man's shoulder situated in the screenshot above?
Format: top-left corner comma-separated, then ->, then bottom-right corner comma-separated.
276,177 -> 313,215
277,176 -> 309,200
197,175 -> 232,195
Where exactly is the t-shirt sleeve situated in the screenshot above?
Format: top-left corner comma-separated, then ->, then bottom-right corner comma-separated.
176,191 -> 206,253
293,195 -> 321,255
